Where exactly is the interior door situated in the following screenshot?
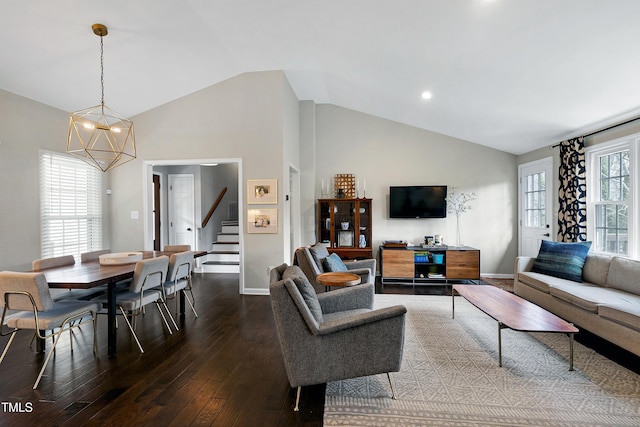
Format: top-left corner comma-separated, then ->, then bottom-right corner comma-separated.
168,174 -> 196,249
519,158 -> 553,256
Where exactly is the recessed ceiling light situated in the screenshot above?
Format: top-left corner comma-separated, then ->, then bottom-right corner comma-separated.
421,91 -> 432,100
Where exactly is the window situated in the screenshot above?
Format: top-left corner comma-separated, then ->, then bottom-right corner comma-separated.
586,135 -> 639,258
40,150 -> 103,260
525,171 -> 546,228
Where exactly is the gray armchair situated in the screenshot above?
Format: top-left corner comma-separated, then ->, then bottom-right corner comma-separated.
269,264 -> 406,411
294,243 -> 376,293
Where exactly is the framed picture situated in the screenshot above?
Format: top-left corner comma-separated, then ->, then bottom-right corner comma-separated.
338,230 -> 354,247
247,208 -> 278,234
247,179 -> 277,204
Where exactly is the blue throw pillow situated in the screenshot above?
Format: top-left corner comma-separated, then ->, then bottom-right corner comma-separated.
531,240 -> 592,282
322,253 -> 348,272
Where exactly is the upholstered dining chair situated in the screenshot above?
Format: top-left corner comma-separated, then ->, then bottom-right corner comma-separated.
93,256 -> 174,354
157,251 -> 198,320
269,264 -> 406,411
80,249 -> 112,263
0,271 -> 101,389
293,243 -> 376,293
32,255 -> 77,301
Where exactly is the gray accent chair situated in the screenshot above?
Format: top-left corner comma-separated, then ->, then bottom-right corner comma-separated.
269,263 -> 406,411
293,243 -> 376,293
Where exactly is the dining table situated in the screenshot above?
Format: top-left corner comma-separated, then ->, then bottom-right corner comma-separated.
34,250 -> 207,356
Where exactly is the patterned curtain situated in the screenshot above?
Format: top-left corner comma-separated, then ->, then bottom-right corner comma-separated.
557,137 -> 587,242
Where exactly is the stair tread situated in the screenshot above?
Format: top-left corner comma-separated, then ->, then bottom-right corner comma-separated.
208,250 -> 239,255
212,241 -> 239,244
203,260 -> 240,265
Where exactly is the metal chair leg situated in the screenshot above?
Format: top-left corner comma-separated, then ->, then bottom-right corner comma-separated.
294,386 -> 301,412
33,326 -> 66,389
155,302 -> 177,333
119,306 -> 144,354
387,372 -> 397,399
0,331 -> 18,366
182,290 -> 198,317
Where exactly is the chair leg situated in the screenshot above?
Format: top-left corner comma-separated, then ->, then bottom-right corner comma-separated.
33,326 -> 66,389
156,301 -> 173,335
162,300 -> 180,331
387,372 -> 397,399
294,386 -> 301,412
0,331 -> 18,366
182,290 -> 198,317
119,306 -> 144,354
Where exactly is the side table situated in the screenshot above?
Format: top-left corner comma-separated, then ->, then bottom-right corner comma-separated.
317,272 -> 361,291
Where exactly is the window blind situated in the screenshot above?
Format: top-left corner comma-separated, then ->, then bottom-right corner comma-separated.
40,150 -> 103,260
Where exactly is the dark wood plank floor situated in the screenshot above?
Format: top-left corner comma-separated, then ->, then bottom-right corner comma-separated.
0,273 -> 324,426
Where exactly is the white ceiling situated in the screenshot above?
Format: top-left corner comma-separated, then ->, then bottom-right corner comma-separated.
2,0 -> 640,155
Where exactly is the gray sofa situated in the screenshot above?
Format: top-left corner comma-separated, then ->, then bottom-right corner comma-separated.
269,263 -> 406,410
294,244 -> 376,293
515,253 -> 640,357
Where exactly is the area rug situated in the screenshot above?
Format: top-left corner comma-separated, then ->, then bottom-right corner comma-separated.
324,295 -> 640,426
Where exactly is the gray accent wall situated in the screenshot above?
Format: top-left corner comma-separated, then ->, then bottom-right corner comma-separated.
307,104 -> 519,275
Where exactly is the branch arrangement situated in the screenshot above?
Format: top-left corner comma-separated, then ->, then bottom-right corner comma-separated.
446,189 -> 477,217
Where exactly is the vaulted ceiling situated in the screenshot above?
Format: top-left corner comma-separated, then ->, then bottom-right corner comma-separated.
2,0 -> 639,154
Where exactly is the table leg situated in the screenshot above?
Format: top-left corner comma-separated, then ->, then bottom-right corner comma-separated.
36,330 -> 46,353
107,281 -> 117,356
179,291 -> 185,317
498,322 -> 503,367
451,287 -> 455,319
569,333 -> 574,371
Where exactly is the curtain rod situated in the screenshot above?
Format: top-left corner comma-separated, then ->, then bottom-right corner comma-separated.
549,115 -> 640,149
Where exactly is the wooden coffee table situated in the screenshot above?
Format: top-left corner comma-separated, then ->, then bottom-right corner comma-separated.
317,272 -> 361,291
452,285 -> 579,370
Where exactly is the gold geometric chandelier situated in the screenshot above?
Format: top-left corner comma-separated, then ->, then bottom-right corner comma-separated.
67,23 -> 136,172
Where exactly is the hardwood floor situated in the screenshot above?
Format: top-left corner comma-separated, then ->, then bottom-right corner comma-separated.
0,273 -> 324,426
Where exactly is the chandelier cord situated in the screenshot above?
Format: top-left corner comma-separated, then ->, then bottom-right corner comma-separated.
100,33 -> 105,113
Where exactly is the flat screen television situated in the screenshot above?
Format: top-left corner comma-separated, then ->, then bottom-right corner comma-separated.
389,185 -> 448,218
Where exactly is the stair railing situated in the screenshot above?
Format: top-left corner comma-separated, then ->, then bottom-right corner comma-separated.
202,187 -> 228,228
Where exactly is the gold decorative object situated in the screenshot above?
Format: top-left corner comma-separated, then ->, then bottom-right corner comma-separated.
67,24 -> 136,172
334,174 -> 355,198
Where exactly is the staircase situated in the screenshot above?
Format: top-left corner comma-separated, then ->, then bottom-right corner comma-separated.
202,220 -> 240,273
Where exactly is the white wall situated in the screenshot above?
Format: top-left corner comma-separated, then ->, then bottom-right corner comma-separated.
108,71 -> 298,293
308,104 -> 519,275
0,88 -> 112,271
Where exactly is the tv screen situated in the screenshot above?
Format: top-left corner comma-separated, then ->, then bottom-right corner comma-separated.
389,186 -> 448,218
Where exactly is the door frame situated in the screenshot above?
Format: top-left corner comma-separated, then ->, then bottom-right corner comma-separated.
518,157 -> 554,256
287,164 -> 301,263
142,158 -> 244,294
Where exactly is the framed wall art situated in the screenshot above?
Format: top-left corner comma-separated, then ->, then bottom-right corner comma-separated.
247,179 -> 277,204
247,208 -> 278,234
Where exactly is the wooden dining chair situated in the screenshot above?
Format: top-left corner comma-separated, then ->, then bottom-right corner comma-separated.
0,271 -> 100,389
